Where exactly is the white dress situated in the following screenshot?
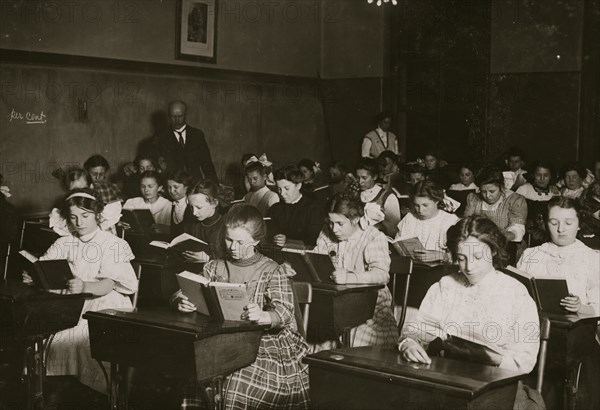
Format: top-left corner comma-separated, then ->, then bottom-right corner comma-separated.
517,240 -> 600,315
123,196 -> 172,226
404,270 -> 540,373
395,210 -> 459,250
40,229 -> 138,392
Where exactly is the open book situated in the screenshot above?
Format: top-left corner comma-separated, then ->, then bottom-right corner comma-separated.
176,271 -> 251,321
388,237 -> 446,266
121,209 -> 155,233
20,250 -> 74,291
503,266 -> 569,314
265,247 -> 336,283
150,233 -> 208,253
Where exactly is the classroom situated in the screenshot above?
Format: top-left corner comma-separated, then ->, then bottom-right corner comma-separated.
1,0 -> 599,409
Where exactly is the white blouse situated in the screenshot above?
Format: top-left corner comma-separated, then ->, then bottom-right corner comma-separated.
395,210 -> 458,251
404,270 -> 540,373
517,240 -> 600,315
123,196 -> 172,226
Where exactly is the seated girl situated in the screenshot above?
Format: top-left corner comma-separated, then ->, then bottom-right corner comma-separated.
243,161 -> 279,217
242,153 -> 275,194
464,166 -> 528,243
298,158 -> 326,193
449,164 -> 478,192
181,179 -> 228,263
560,162 -> 587,199
327,160 -> 359,197
395,181 -> 459,255
167,169 -> 194,236
399,215 -> 539,373
356,158 -> 401,237
173,204 -> 310,409
269,165 -> 325,248
123,153 -> 161,198
422,150 -> 451,189
123,170 -> 171,227
313,195 -> 398,349
517,197 -> 599,317
26,189 -> 138,392
50,167 -> 122,235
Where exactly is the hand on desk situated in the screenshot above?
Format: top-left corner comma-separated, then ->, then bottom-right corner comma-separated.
242,303 -> 271,324
273,234 -> 287,247
399,339 -> 432,365
561,294 -> 581,313
67,278 -> 85,294
182,251 -> 210,263
176,294 -> 197,313
330,269 -> 350,284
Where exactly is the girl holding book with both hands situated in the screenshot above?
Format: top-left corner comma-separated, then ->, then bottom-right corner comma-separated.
313,194 -> 399,350
517,197 -> 599,316
172,204 -> 310,410
398,215 -> 539,373
24,189 -> 138,393
123,170 -> 172,227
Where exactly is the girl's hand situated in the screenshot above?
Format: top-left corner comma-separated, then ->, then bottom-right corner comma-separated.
22,271 -> 33,284
177,294 -> 197,313
67,278 -> 85,294
241,303 -> 271,324
182,251 -> 210,263
331,269 -> 349,284
273,234 -> 287,247
399,339 -> 432,365
561,294 -> 581,313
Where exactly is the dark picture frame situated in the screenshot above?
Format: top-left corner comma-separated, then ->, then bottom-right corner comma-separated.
176,0 -> 218,63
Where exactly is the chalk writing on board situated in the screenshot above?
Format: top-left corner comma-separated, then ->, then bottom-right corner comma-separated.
7,108 -> 47,125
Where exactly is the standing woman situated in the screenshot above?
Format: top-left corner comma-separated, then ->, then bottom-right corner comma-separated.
182,179 -> 228,263
356,158 -> 401,237
464,166 -> 528,243
361,111 -> 399,159
269,165 -> 325,247
314,195 -> 398,349
27,189 -> 138,392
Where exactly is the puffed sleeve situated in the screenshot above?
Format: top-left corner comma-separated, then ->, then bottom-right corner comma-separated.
348,229 -> 390,285
96,238 -> 138,295
99,201 -> 122,230
462,192 -> 478,217
39,236 -> 69,261
585,251 -> 600,315
500,285 -> 540,373
508,192 -> 528,226
48,208 -> 71,236
264,265 -> 296,329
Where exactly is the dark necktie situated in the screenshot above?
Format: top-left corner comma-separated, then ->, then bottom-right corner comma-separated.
175,130 -> 185,149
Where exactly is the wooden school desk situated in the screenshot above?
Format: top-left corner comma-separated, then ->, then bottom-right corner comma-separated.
305,346 -> 523,410
541,311 -> 600,410
84,307 -> 269,410
307,283 -> 383,347
0,281 -> 86,410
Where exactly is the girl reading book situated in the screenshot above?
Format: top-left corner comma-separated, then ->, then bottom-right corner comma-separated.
313,194 -> 398,349
398,215 -> 539,373
24,189 -> 138,393
172,204 -> 310,409
517,197 -> 599,316
123,170 -> 171,226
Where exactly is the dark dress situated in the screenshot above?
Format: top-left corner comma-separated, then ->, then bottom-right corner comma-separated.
268,195 -> 325,247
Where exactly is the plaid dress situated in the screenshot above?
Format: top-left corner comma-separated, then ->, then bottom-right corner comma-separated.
183,254 -> 310,410
313,225 -> 399,350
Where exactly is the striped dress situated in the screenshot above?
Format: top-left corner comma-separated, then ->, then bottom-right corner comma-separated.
463,189 -> 527,231
312,224 -> 399,349
184,253 -> 310,410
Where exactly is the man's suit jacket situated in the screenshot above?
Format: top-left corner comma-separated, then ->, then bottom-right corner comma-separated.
157,125 -> 218,182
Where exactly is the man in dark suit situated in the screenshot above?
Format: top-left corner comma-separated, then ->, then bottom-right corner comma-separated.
157,100 -> 218,182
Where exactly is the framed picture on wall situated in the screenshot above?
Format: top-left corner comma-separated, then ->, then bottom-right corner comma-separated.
176,0 -> 218,63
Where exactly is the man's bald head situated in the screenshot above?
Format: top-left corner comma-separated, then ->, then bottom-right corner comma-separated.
168,100 -> 188,129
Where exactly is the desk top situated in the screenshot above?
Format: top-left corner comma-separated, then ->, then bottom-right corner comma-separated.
311,283 -> 383,295
541,310 -> 600,329
304,347 -> 522,398
0,281 -> 90,302
83,307 -> 268,338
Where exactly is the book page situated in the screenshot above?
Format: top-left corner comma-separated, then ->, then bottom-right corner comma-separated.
19,249 -> 38,263
170,233 -> 207,247
177,270 -> 210,285
149,241 -> 169,249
